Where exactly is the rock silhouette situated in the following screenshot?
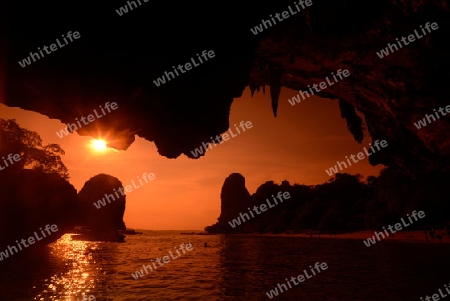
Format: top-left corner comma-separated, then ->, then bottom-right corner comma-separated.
206,173 -> 251,233
219,173 -> 251,224
0,119 -> 77,256
0,119 -> 129,250
206,170 -> 450,234
77,174 -> 126,241
0,170 -> 78,251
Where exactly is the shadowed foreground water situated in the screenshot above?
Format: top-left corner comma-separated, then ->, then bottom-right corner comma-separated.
0,230 -> 449,300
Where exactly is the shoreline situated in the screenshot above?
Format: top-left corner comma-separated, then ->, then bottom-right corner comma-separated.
185,230 -> 449,243
251,230 -> 449,243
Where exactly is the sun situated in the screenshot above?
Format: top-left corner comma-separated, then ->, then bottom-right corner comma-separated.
91,139 -> 107,152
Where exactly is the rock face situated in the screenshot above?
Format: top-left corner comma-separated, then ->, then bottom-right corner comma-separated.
206,173 -> 251,233
207,170 -> 450,234
0,170 -> 78,254
219,173 -> 251,224
4,0 -> 450,174
77,174 -> 126,239
248,0 -> 450,174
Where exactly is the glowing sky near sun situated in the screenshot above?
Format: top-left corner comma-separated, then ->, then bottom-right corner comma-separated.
91,139 -> 107,152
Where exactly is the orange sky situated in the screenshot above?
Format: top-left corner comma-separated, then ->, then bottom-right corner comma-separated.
0,87 -> 384,230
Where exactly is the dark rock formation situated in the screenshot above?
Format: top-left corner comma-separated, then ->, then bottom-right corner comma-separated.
206,170 -> 450,234
0,169 -> 78,253
206,173 -> 251,233
4,0 -> 450,174
248,0 -> 450,174
219,173 -> 251,224
77,174 -> 126,240
0,119 -> 78,259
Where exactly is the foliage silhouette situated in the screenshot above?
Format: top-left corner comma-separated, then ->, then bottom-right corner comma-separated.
0,119 -> 69,180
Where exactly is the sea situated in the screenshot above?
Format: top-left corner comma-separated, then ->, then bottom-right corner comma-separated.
0,230 -> 449,301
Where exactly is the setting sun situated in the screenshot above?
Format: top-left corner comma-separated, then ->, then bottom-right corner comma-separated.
91,139 -> 107,152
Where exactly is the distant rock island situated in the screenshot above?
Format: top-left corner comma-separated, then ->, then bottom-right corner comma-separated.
214,173 -> 251,232
205,171 -> 450,235
75,174 -> 127,242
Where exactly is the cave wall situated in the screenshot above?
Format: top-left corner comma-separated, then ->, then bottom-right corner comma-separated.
248,0 -> 450,174
3,0 -> 449,173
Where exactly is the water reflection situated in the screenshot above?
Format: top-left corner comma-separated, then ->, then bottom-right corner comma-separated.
33,234 -> 99,301
3,231 -> 450,300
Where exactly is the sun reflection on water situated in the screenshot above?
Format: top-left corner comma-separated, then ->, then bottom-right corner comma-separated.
33,234 -> 99,301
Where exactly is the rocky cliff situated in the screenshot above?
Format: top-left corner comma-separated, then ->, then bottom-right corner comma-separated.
0,170 -> 78,252
219,173 -> 252,223
205,173 -> 251,233
249,0 -> 450,174
77,174 -> 126,240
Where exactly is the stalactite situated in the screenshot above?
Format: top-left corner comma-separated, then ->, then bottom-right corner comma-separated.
338,99 -> 364,143
270,69 -> 282,117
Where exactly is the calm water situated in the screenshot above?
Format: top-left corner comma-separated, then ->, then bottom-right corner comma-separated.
1,231 -> 449,300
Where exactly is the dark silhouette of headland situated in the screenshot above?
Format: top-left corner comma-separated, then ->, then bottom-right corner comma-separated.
205,171 -> 450,237
0,119 -> 130,267
0,119 -> 77,264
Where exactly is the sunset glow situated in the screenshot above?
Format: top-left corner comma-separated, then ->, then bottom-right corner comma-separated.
91,139 -> 107,152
